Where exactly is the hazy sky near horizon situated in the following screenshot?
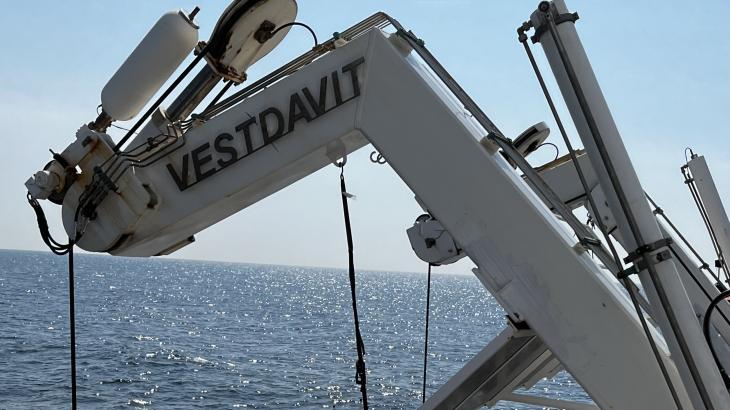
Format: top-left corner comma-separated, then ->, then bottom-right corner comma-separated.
1,1 -> 729,274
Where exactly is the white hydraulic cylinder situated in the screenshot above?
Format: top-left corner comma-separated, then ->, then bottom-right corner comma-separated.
688,154 -> 730,270
532,1 -> 729,407
101,10 -> 199,121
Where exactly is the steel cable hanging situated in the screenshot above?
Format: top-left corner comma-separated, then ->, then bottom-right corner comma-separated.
67,243 -> 77,410
422,263 -> 433,404
517,21 -> 683,408
335,160 -> 368,409
27,194 -> 79,409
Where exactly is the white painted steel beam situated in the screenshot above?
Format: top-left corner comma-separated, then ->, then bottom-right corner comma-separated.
423,325 -> 553,410
355,29 -> 687,409
538,151 -> 730,363
502,393 -> 598,410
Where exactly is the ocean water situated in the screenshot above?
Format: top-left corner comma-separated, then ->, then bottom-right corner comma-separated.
0,249 -> 590,409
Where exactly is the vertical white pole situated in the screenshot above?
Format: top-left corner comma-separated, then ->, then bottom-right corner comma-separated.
531,1 -> 729,408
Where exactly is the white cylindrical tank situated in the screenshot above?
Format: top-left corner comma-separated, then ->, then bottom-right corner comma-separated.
101,10 -> 198,121
688,155 -> 730,265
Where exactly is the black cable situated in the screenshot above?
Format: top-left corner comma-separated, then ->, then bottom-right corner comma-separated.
27,192 -> 79,408
422,263 -> 433,404
98,104 -> 135,133
68,242 -> 77,410
518,23 -> 683,408
201,81 -> 234,114
703,290 -> 730,388
27,193 -> 72,255
336,163 -> 368,409
535,142 -> 559,161
271,22 -> 318,47
670,246 -> 730,329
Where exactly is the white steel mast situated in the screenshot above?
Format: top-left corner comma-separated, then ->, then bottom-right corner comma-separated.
530,1 -> 729,407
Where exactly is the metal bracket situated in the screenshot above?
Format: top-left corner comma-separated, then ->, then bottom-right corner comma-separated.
624,238 -> 673,264
617,265 -> 639,280
531,10 -> 579,44
486,131 -> 513,145
618,238 -> 674,278
506,315 -> 535,338
396,28 -> 425,47
579,236 -> 601,247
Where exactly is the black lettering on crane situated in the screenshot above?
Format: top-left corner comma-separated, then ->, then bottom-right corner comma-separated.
214,133 -> 238,168
167,56 -> 366,191
191,142 -> 216,181
166,154 -> 190,191
259,107 -> 285,145
288,92 -> 313,132
342,57 -> 365,97
235,117 -> 257,155
302,76 -> 328,116
331,70 -> 343,106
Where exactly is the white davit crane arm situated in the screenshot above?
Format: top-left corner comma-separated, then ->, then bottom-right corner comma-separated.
24,2 -> 730,409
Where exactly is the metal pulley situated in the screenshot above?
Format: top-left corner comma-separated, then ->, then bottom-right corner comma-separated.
204,0 -> 298,83
407,214 -> 464,265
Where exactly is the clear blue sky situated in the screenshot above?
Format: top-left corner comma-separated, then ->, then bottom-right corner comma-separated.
2,1 -> 729,274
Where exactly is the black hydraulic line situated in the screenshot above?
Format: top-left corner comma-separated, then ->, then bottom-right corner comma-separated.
27,193 -> 79,408
703,290 -> 730,388
540,7 -> 713,407
535,142 -> 559,161
271,22 -> 318,47
422,263 -> 433,404
27,193 -> 72,255
167,65 -> 222,122
647,195 -> 730,332
517,29 -> 622,263
518,24 -> 682,407
201,81 -> 234,114
670,246 -> 730,329
336,163 -> 368,409
113,46 -> 209,152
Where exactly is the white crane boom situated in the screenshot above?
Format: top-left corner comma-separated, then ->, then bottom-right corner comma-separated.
25,3 -> 730,408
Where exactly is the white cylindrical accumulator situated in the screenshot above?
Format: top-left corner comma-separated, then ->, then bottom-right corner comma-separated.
101,10 -> 198,121
688,154 -> 730,263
